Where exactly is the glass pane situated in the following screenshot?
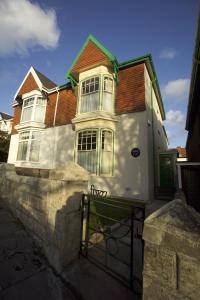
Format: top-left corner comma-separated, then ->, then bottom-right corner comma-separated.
102,92 -> 113,112
20,131 -> 30,141
104,77 -> 113,92
29,140 -> 40,162
21,106 -> 33,122
17,142 -> 28,161
36,97 -> 46,105
80,92 -> 99,113
34,105 -> 45,122
31,131 -> 41,139
101,131 -> 112,175
23,97 -> 34,107
101,151 -> 112,174
77,151 -> 96,173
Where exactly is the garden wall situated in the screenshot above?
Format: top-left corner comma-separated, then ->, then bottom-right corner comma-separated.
0,163 -> 89,272
143,199 -> 200,300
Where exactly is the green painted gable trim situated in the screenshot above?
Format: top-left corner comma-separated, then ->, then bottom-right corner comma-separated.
119,54 -> 165,120
65,34 -> 118,80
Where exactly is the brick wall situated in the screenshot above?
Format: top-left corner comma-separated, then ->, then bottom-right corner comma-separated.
18,73 -> 39,95
11,105 -> 22,134
116,64 -> 145,114
71,41 -> 109,75
55,88 -> 76,126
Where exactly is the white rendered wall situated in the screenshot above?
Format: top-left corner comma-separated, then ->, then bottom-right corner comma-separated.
144,65 -> 168,190
89,111 -> 150,201
9,124 -> 75,169
7,134 -> 19,163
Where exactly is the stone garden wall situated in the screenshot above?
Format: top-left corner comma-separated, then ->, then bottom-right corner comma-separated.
143,199 -> 200,300
0,163 -> 89,272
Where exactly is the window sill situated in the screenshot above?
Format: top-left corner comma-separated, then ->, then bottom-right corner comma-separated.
72,111 -> 119,124
15,121 -> 45,131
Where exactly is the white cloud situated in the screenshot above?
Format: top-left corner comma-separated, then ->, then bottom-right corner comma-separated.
163,78 -> 190,100
0,0 -> 60,56
165,110 -> 185,126
164,111 -> 187,146
160,48 -> 177,59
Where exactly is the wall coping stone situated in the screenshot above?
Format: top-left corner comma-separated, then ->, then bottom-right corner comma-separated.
143,199 -> 200,259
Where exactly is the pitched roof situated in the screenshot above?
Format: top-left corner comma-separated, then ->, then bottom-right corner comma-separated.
33,68 -> 57,89
0,112 -> 13,120
66,34 -> 118,82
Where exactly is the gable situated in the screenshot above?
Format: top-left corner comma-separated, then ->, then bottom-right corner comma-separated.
17,73 -> 39,96
72,41 -> 110,75
66,35 -> 117,82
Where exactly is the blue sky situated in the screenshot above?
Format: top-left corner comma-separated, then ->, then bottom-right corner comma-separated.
0,0 -> 198,147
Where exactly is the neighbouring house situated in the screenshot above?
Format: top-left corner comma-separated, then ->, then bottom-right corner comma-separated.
177,11 -> 200,211
8,35 -> 168,201
0,112 -> 13,134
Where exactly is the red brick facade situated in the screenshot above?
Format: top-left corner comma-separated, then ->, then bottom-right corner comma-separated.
71,41 -> 110,76
11,105 -> 22,134
55,88 -> 76,126
116,64 -> 145,114
45,88 -> 76,127
18,73 -> 39,96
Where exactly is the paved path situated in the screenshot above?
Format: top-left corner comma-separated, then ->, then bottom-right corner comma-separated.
0,204 -> 76,300
0,202 -> 144,300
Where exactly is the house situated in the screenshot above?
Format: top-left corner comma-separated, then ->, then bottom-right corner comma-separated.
0,112 -> 13,134
8,35 -> 168,201
177,10 -> 200,211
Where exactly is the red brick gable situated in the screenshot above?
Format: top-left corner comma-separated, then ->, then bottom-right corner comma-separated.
17,73 -> 39,95
11,105 -> 22,134
71,41 -> 110,76
115,64 -> 145,114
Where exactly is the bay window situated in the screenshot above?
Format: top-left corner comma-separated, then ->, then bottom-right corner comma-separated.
76,129 -> 114,175
17,130 -> 41,162
21,96 -> 46,123
79,75 -> 114,114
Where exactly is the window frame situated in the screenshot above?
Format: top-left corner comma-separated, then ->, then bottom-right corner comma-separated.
78,73 -> 114,114
75,128 -> 114,176
20,95 -> 47,124
16,129 -> 42,163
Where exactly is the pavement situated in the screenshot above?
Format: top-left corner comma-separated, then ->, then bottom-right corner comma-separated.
0,203 -> 76,300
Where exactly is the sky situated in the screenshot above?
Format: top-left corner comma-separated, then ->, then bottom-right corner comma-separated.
0,0 -> 198,147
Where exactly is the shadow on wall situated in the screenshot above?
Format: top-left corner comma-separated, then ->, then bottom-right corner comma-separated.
0,163 -> 88,273
89,108 -> 167,201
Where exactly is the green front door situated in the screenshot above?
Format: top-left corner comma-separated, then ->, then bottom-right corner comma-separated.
160,154 -> 174,188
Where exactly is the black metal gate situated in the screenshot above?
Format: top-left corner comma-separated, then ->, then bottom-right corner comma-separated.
80,185 -> 145,295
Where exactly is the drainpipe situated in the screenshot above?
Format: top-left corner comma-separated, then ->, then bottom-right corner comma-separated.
52,87 -> 59,169
53,87 -> 60,126
150,78 -> 157,198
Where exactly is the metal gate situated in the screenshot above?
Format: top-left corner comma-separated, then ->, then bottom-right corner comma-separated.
80,185 -> 145,295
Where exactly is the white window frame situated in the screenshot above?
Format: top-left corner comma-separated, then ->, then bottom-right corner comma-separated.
20,95 -> 47,124
76,128 -> 114,176
78,74 -> 114,114
16,130 -> 42,162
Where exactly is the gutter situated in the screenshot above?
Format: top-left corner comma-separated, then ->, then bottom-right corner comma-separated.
53,87 -> 60,127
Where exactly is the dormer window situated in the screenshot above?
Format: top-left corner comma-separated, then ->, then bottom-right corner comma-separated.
21,96 -> 46,123
79,74 -> 114,114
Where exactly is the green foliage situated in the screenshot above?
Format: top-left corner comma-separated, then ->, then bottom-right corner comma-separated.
0,130 -> 11,162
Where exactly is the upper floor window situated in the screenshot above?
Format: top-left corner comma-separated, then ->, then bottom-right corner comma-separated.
79,75 -> 114,114
21,96 -> 46,123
